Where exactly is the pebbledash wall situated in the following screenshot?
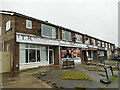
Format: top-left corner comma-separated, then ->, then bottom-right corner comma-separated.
0,10 -> 115,72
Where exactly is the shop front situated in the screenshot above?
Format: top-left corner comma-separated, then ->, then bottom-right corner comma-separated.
81,45 -> 98,63
16,33 -> 59,70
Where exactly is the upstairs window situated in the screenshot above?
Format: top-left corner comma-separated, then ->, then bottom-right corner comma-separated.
26,20 -> 32,29
62,30 -> 71,41
97,41 -> 101,47
6,20 -> 10,31
75,34 -> 83,43
41,24 -> 56,38
105,43 -> 108,48
84,36 -> 90,44
102,42 -> 105,47
91,39 -> 95,45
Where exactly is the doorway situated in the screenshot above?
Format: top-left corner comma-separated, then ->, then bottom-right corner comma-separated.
49,50 -> 54,64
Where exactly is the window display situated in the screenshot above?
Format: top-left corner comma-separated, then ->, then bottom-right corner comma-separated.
61,47 -> 81,61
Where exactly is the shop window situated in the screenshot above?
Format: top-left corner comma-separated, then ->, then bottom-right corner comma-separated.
20,44 -> 49,64
29,49 -> 36,62
37,50 -> 41,62
75,34 -> 83,43
26,19 -> 32,29
26,49 -> 28,63
41,24 -> 56,38
62,30 -> 71,41
61,48 -> 81,60
6,20 -> 10,31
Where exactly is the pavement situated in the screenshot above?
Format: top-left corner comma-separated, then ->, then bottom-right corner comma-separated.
0,61 -> 119,89
1,66 -> 51,88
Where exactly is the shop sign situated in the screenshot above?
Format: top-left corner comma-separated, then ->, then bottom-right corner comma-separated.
16,33 -> 59,45
98,47 -> 105,50
60,41 -> 87,48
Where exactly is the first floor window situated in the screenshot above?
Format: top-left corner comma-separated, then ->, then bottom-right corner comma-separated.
41,24 -> 56,38
62,30 -> 71,41
6,20 -> 10,31
75,34 -> 83,43
26,19 -> 32,29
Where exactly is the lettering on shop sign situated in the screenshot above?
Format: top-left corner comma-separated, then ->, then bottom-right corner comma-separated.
16,33 -> 59,45
17,34 -> 45,41
20,34 -> 33,41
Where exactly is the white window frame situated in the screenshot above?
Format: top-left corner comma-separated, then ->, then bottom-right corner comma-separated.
62,30 -> 71,41
52,27 -> 56,38
26,19 -> 32,29
91,39 -> 95,45
85,36 -> 90,44
75,34 -> 82,43
102,42 -> 105,47
97,41 -> 101,47
6,20 -> 10,31
41,24 -> 56,38
62,30 -> 65,40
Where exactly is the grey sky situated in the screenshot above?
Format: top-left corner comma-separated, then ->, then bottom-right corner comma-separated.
1,0 -> 119,46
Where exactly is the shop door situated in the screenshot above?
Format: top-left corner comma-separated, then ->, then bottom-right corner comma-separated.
49,51 -> 54,64
82,50 -> 87,61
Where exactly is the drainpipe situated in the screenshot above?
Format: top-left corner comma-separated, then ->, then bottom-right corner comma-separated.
2,41 -> 4,51
59,45 -> 61,65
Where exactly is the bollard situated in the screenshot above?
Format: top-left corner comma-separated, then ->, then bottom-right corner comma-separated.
104,67 -> 109,79
117,61 -> 119,70
109,66 -> 114,76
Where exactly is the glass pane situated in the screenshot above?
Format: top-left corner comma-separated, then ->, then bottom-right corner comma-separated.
37,50 -> 40,62
20,49 -> 26,63
41,46 -> 48,61
29,49 -> 36,62
20,44 -> 28,48
26,49 -> 28,63
29,45 -> 36,48
42,24 -> 52,37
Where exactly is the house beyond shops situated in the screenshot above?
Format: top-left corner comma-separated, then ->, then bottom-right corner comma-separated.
0,10 -> 115,72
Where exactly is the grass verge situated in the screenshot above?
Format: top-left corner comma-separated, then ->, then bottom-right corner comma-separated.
83,66 -> 104,72
60,71 -> 92,80
109,75 -> 118,82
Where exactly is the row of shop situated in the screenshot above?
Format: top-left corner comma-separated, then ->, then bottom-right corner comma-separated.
17,33 -> 110,70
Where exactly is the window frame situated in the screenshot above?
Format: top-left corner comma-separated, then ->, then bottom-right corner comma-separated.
75,34 -> 83,43
41,24 -> 56,38
26,19 -> 32,29
5,20 -> 11,31
62,30 -> 71,41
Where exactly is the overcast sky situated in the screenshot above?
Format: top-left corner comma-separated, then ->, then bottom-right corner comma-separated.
1,0 -> 119,46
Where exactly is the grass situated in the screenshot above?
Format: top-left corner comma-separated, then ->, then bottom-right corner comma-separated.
60,71 -> 92,80
109,75 -> 118,82
83,66 -> 104,72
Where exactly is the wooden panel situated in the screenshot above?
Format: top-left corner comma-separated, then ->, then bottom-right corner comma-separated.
0,51 -> 12,73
